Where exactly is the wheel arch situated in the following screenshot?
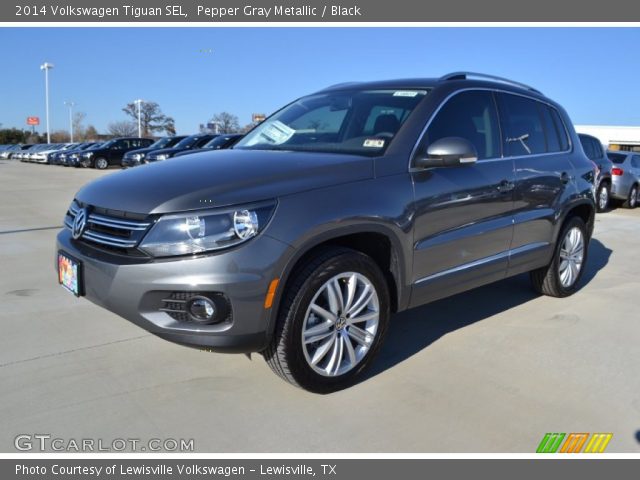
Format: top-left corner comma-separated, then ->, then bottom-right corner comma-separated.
264,225 -> 409,345
555,199 -> 595,243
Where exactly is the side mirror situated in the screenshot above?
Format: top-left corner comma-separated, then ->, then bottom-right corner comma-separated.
414,137 -> 478,169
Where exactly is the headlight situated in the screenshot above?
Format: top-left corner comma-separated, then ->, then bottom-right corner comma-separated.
155,154 -> 169,160
132,153 -> 145,161
82,152 -> 93,158
139,204 -> 275,257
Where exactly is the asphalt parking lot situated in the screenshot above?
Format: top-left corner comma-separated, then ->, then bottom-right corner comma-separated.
1,159 -> 639,453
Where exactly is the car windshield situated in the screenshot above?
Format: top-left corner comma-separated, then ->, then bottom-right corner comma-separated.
234,89 -> 429,156
607,152 -> 627,164
174,136 -> 200,149
204,135 -> 240,148
150,137 -> 173,149
100,140 -> 116,148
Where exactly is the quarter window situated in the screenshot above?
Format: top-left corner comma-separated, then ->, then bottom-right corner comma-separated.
592,139 -> 604,159
424,90 -> 500,160
550,108 -> 570,151
540,105 -> 562,153
579,135 -> 596,160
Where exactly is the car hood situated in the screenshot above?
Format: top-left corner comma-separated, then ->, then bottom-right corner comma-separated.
76,149 -> 374,214
124,146 -> 171,157
147,146 -> 190,157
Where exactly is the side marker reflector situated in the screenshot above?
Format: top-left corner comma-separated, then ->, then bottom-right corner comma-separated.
264,279 -> 279,309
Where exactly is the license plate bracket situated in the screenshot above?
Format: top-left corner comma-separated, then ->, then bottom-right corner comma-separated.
57,251 -> 84,297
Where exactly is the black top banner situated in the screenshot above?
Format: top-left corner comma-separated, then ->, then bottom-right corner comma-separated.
4,0 -> 640,22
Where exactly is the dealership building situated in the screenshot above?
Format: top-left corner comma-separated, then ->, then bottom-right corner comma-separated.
575,125 -> 640,152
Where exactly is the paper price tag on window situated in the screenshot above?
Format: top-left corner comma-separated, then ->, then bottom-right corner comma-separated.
259,121 -> 295,145
363,138 -> 385,148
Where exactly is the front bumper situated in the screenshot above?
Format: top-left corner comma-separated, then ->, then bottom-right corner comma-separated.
56,229 -> 294,352
121,157 -> 142,167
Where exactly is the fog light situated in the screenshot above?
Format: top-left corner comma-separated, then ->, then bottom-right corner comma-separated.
187,296 -> 217,323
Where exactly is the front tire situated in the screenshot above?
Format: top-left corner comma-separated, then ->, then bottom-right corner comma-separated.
94,157 -> 109,170
530,216 -> 589,298
264,247 -> 390,393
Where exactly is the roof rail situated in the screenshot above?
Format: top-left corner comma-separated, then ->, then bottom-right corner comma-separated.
439,72 -> 542,94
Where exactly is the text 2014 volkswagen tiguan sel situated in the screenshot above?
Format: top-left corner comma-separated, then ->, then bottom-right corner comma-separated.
57,73 -> 596,392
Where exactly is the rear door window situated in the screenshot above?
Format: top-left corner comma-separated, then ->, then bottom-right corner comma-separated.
498,93 -> 546,156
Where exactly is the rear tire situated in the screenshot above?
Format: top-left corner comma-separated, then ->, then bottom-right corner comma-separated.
530,216 -> 589,298
263,247 -> 390,393
596,182 -> 610,212
623,184 -> 638,209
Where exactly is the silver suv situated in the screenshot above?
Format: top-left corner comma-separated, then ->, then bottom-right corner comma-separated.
608,151 -> 640,208
56,72 -> 596,392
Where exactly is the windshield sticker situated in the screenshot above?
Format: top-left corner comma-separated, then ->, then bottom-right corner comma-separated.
363,139 -> 385,148
393,91 -> 420,97
258,121 -> 295,145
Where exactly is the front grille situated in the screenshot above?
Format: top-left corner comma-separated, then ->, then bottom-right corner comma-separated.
65,200 -> 152,255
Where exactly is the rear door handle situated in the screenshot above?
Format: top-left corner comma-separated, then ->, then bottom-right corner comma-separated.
497,179 -> 515,193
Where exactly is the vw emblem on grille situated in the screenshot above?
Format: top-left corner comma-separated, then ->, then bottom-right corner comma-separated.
72,208 -> 89,240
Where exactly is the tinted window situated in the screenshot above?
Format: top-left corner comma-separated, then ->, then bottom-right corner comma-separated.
541,105 -> 562,152
593,139 -> 604,159
194,136 -> 213,147
579,135 -> 596,160
550,108 -> 570,151
632,155 -> 640,168
499,93 -> 546,156
424,90 -> 500,160
607,152 -> 627,164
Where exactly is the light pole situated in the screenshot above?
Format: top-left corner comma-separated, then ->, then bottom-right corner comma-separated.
64,101 -> 75,142
40,62 -> 54,143
134,99 -> 143,137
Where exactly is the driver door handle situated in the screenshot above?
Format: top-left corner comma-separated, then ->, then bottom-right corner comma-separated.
497,179 -> 515,193
560,172 -> 572,184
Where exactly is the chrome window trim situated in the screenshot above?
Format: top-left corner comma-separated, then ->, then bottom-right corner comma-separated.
408,87 -> 573,172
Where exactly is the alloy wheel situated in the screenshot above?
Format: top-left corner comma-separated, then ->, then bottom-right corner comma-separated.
598,186 -> 609,211
558,227 -> 585,288
301,272 -> 379,377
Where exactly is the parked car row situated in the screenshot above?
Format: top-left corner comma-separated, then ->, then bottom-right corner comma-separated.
578,133 -> 640,210
1,133 -> 243,169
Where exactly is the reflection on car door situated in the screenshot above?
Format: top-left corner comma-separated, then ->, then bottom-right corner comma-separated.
497,92 -> 573,275
410,90 -> 515,307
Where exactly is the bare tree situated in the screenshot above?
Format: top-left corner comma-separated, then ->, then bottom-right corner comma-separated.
72,112 -> 87,140
50,130 -> 70,143
84,125 -> 99,140
210,112 -> 240,133
107,121 -> 137,137
122,101 -> 175,137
